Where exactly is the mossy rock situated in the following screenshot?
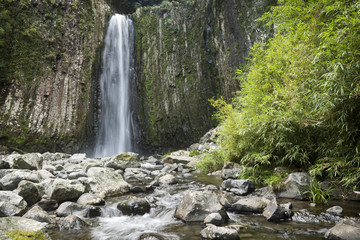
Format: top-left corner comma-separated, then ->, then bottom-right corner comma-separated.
6,229 -> 46,240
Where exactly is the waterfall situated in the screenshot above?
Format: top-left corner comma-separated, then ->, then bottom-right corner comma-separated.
94,14 -> 136,157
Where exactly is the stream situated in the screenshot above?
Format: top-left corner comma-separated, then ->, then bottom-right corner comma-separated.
48,170 -> 360,240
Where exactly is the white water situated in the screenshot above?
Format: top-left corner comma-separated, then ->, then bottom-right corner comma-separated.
94,14 -> 136,157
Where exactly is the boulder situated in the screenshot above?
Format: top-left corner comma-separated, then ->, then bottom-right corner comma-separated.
326,206 -> 343,216
221,162 -> 243,180
46,179 -> 85,202
117,197 -> 151,215
204,213 -> 226,226
200,224 -> 240,240
105,152 -> 140,170
231,196 -> 267,213
325,219 -> 360,240
0,170 -> 41,190
158,173 -> 178,185
221,179 -> 255,196
60,215 -> 88,230
124,168 -> 149,182
263,199 -> 293,221
16,180 -> 42,206
174,190 -> 228,222
82,159 -> 104,173
162,155 -> 196,165
68,171 -> 87,180
0,159 -> 10,169
56,201 -> 87,217
277,172 -> 310,200
37,199 -> 58,211
13,153 -> 43,170
0,217 -> 47,237
87,167 -> 130,198
77,193 -> 105,206
23,205 -> 53,223
0,191 -> 27,216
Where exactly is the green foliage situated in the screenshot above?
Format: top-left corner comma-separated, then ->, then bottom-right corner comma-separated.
189,149 -> 201,157
195,150 -> 225,173
6,229 -> 46,240
304,179 -> 332,204
201,0 -> 360,190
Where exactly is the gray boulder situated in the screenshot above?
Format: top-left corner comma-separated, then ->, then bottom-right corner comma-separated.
200,224 -> 240,240
117,197 -> 151,215
105,152 -> 141,170
16,180 -> 42,206
0,191 -> 27,216
87,167 -> 130,198
13,153 -> 43,170
0,160 -> 10,169
325,219 -> 360,240
277,172 -> 310,200
68,171 -> 87,180
0,170 -> 41,190
0,217 -> 47,238
204,212 -> 226,226
221,179 -> 255,196
221,162 -> 243,180
77,193 -> 105,206
82,159 -> 104,173
56,201 -> 87,217
23,205 -> 53,223
124,168 -> 149,182
159,173 -> 178,185
162,155 -> 197,165
47,179 -> 85,202
60,215 -> 88,230
231,196 -> 267,213
326,206 -> 343,216
174,190 -> 228,222
263,199 -> 293,221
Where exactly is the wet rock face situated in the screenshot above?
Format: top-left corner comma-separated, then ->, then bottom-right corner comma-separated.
277,172 -> 310,200
117,197 -> 151,216
133,0 -> 276,149
0,0 -> 111,153
325,219 -> 360,240
221,179 -> 255,196
200,224 -> 240,240
0,191 -> 27,216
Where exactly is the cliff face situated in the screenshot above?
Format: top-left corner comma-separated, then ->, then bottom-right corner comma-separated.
0,0 -> 111,152
133,0 -> 275,149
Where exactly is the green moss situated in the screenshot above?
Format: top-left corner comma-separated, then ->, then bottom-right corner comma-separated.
6,229 -> 46,240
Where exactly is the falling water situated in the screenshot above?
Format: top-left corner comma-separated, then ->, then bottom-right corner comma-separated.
94,14 -> 136,157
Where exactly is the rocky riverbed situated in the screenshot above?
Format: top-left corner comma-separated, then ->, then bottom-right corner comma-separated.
0,148 -> 360,240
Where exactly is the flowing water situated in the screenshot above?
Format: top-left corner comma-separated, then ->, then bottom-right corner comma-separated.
94,14 -> 136,157
48,171 -> 360,240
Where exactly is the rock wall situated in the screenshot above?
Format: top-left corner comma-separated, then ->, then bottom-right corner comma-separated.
0,0 -> 112,152
133,0 -> 275,149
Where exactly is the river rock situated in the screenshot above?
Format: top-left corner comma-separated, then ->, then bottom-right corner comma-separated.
200,224 -> 240,240
23,205 -> 53,223
0,191 -> 27,216
221,162 -> 243,179
87,167 -> 130,198
326,206 -> 343,216
124,168 -> 149,182
231,196 -> 267,213
159,173 -> 178,185
77,193 -> 105,206
105,152 -> 141,170
37,199 -> 58,211
0,170 -> 41,190
325,219 -> 360,240
277,172 -> 310,200
47,179 -> 85,202
0,159 -> 10,169
174,190 -> 228,222
0,217 -> 47,238
16,180 -> 42,206
68,171 -> 87,180
60,215 -> 88,230
221,179 -> 255,196
117,197 -> 151,215
13,153 -> 43,170
263,198 -> 293,221
204,212 -> 226,226
162,155 -> 197,165
56,201 -> 87,217
82,159 -> 104,173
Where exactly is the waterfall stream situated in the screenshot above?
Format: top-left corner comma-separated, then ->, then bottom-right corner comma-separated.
94,14 -> 136,157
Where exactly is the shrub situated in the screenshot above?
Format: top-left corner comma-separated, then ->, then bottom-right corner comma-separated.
189,149 -> 201,157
